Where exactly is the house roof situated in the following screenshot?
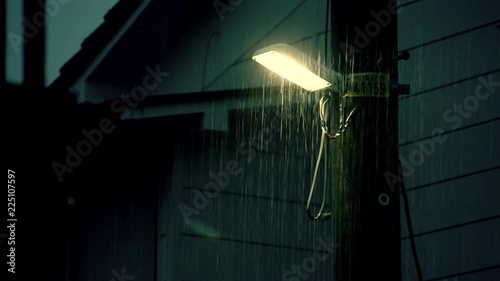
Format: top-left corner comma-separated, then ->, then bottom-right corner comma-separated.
48,0 -> 216,95
47,0 -> 145,95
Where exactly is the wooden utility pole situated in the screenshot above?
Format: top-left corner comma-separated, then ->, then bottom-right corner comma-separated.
330,0 -> 403,280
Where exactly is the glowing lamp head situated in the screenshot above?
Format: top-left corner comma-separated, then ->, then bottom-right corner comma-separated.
252,44 -> 332,92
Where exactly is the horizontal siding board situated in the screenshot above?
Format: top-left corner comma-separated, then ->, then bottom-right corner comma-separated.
398,72 -> 500,144
432,266 -> 500,281
399,120 -> 500,188
400,168 -> 500,237
178,234 -> 335,281
401,219 -> 500,281
177,187 -> 330,249
398,27 -> 499,96
180,143 -> 318,204
398,0 -> 500,50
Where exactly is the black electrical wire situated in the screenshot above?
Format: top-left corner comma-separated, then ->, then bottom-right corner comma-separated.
400,176 -> 424,281
324,0 -> 330,67
201,31 -> 221,91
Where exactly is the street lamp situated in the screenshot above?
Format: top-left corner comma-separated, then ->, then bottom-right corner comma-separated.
252,43 -> 337,92
253,43 -> 355,221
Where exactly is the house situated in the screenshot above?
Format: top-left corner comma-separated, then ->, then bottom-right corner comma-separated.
4,0 -> 499,280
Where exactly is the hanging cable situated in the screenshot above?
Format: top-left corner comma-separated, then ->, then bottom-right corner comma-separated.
307,90 -> 356,221
306,90 -> 334,221
306,130 -> 329,221
306,92 -> 332,221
